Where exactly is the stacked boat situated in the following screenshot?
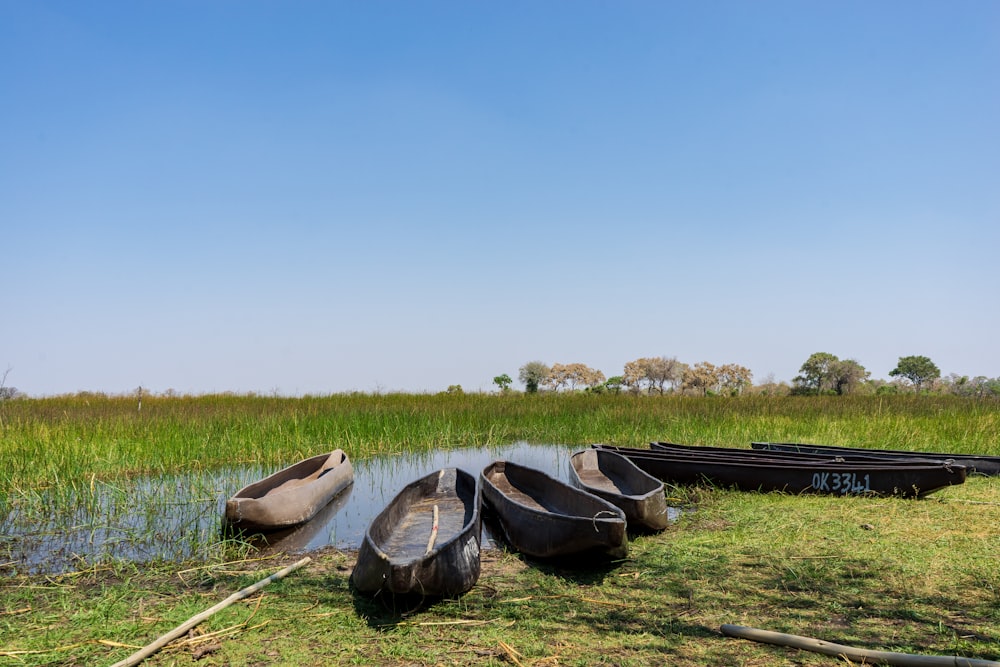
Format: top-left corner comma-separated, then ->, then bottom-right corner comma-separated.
594,442 -> 972,498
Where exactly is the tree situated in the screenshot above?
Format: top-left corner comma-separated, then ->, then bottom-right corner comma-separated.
793,352 -> 840,395
604,376 -> 624,394
889,355 -> 940,391
717,363 -> 753,396
623,356 -> 686,395
546,363 -> 606,391
945,374 -> 1000,398
830,359 -> 869,395
0,366 -> 15,401
518,361 -> 550,394
681,362 -> 720,396
493,374 -> 513,393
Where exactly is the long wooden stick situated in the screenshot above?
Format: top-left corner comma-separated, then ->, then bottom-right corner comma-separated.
721,624 -> 1000,667
425,505 -> 440,554
108,556 -> 311,667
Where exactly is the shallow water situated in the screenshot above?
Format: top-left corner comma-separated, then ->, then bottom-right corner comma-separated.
1,442 -> 680,576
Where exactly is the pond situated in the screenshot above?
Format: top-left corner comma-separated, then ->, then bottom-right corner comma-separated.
1,442 -> 681,576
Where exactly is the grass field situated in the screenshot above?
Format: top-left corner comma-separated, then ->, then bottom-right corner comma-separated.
1,393 -> 998,666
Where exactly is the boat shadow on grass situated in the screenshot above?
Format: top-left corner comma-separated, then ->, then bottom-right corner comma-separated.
351,587 -> 448,624
479,511 -> 632,585
348,517 -> 631,626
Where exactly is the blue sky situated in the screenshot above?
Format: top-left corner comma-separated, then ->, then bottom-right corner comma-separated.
3,1 -> 998,396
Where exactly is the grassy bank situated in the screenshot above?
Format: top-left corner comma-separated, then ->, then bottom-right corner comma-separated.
1,394 -> 998,665
3,481 -> 998,666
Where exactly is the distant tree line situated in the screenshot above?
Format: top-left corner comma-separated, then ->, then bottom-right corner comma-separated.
509,356 -> 752,396
499,354 -> 1000,398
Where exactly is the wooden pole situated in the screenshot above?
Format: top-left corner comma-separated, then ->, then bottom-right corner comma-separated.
721,624 -> 1000,667
425,505 -> 440,554
108,556 -> 312,667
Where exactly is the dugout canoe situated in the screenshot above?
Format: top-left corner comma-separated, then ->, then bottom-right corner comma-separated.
650,441 -> 946,466
592,445 -> 966,498
568,448 -> 669,532
352,467 -> 482,598
224,449 -> 354,531
481,460 -> 628,559
751,441 -> 1000,477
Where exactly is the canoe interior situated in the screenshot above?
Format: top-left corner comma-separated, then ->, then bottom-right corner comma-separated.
570,449 -> 670,532
234,450 -> 348,500
367,468 -> 478,564
353,467 -> 482,598
571,449 -> 663,497
484,461 -> 615,516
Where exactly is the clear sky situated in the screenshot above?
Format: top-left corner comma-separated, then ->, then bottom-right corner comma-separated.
3,1 -> 998,396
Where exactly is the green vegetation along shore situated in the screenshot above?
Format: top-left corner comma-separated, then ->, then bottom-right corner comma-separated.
1,394 -> 998,665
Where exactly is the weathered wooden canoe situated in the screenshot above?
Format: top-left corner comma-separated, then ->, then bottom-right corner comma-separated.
481,460 -> 628,559
593,445 -> 966,498
650,441 -> 947,466
224,450 -> 354,531
751,441 -> 1000,477
352,468 -> 482,598
568,449 -> 669,532
245,483 -> 354,554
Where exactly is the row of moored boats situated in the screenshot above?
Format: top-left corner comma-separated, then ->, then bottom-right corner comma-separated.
223,442 -> 999,599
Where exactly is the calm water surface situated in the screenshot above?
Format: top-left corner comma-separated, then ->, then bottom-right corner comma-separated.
3,442 -> 679,576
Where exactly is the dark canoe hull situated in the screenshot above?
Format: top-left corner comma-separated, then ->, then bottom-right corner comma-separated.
593,445 -> 966,498
650,441 -> 948,466
752,442 -> 1000,477
481,460 -> 628,559
352,468 -> 482,598
568,449 -> 669,532
224,450 -> 354,531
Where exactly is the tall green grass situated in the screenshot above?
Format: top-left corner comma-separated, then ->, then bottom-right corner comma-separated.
1,392 -> 996,490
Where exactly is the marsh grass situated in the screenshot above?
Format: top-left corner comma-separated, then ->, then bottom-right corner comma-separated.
2,393 -> 997,491
1,393 -> 998,664
2,480 -> 997,666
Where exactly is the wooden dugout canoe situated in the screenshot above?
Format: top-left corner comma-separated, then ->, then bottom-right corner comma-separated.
593,445 -> 966,498
224,450 -> 354,531
751,441 -> 1000,477
568,449 -> 669,532
352,468 -> 482,598
650,441 -> 948,466
481,460 -> 628,560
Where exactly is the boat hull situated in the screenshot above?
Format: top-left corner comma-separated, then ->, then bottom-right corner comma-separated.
751,442 -> 1000,477
594,445 -> 966,498
352,468 -> 482,598
651,441 -> 947,466
225,450 -> 354,531
481,460 -> 628,559
569,449 -> 669,531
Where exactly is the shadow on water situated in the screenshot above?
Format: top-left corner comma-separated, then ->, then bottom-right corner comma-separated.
2,442 -> 682,576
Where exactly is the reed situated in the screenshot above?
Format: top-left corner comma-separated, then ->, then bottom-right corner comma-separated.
2,393 -> 998,665
1,393 -> 996,490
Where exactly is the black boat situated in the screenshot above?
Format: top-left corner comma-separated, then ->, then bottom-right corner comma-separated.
481,460 -> 628,559
352,468 -> 482,598
751,442 -> 1000,477
593,445 -> 966,498
651,441 -> 944,466
569,448 -> 669,532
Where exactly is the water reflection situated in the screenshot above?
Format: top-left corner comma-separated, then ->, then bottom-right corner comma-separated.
1,443 -> 681,576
